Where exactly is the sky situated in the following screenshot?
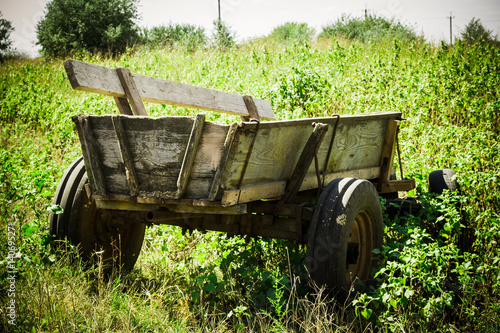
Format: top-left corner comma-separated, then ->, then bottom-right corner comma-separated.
1,0 -> 500,57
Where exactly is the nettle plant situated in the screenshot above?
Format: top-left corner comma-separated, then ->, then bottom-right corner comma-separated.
354,189 -> 473,329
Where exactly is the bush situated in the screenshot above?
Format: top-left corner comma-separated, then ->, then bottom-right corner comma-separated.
36,0 -> 140,57
0,11 -> 14,62
269,22 -> 315,44
320,14 -> 417,42
461,18 -> 496,45
212,19 -> 236,50
139,24 -> 206,51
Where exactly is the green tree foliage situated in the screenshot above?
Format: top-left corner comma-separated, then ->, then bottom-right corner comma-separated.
212,19 -> 235,50
36,0 -> 140,57
139,24 -> 206,51
461,17 -> 495,44
0,11 -> 14,61
269,22 -> 315,44
320,14 -> 417,42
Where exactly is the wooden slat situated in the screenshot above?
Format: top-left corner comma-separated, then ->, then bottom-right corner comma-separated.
378,119 -> 399,191
221,166 -> 382,206
241,95 -> 261,122
95,198 -> 247,215
113,97 -> 134,115
375,179 -> 416,193
176,114 -> 205,198
64,59 -> 275,120
116,68 -> 148,116
222,181 -> 286,206
220,115 -> 397,190
72,115 -> 107,195
300,166 -> 381,190
111,115 -> 140,196
278,122 -> 329,205
208,122 -> 240,200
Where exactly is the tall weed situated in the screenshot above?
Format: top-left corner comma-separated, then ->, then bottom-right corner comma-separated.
0,35 -> 499,331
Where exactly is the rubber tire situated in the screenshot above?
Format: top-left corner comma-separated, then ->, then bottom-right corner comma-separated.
50,157 -> 86,239
306,178 -> 384,301
429,169 -> 458,195
50,158 -> 145,272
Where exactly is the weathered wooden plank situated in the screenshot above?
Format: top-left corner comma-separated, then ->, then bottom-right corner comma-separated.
241,95 -> 261,122
222,181 -> 286,207
76,115 -> 230,199
220,115 -> 397,191
113,97 -> 134,115
300,166 -> 382,191
64,59 -> 275,120
72,115 -> 107,195
221,166 -> 383,206
75,112 -> 403,203
111,115 -> 140,196
375,179 -> 416,193
208,122 -> 240,200
177,113 -> 205,198
116,68 -> 148,116
95,199 -> 247,215
278,122 -> 329,205
378,119 -> 399,191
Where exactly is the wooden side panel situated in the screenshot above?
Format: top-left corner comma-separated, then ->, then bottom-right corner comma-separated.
220,113 -> 400,193
75,115 -> 229,199
75,112 -> 402,204
64,59 -> 275,120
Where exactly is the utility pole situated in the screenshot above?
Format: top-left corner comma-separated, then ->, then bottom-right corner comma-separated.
218,0 -> 221,21
447,11 -> 455,45
364,4 -> 368,19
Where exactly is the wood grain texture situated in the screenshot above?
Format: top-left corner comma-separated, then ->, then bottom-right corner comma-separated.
116,68 -> 148,116
64,59 -> 275,120
72,115 -> 107,195
220,115 -> 394,190
242,95 -> 261,121
177,113 -> 205,198
75,114 -> 229,199
279,122 -> 328,205
221,166 -> 382,206
113,97 -> 134,115
378,119 -> 399,190
111,115 -> 139,196
74,112 -> 403,204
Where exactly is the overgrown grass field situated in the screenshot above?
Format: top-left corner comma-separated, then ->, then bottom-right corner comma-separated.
1,36 -> 499,332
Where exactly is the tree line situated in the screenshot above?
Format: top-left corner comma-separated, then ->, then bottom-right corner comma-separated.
0,0 -> 497,60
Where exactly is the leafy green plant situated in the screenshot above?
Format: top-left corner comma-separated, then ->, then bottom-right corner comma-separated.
212,19 -> 236,50
271,59 -> 332,117
139,23 -> 206,52
1,25 -> 499,331
269,22 -> 315,44
0,11 -> 14,62
320,14 -> 418,42
461,17 -> 496,45
36,0 -> 140,57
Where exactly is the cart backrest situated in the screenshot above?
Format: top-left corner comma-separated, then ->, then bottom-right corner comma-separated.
63,59 -> 275,120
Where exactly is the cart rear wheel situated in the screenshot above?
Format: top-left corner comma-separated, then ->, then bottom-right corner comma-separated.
50,158 -> 145,272
429,169 -> 458,194
306,178 -> 384,301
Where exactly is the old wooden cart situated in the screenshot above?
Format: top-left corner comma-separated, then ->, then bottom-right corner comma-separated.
51,60 -> 415,299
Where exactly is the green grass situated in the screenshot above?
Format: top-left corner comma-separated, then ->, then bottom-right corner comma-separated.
1,37 -> 499,332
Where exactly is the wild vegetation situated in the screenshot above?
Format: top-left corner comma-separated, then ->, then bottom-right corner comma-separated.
0,11 -> 14,62
1,16 -> 499,332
